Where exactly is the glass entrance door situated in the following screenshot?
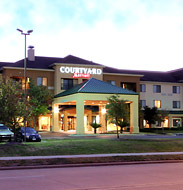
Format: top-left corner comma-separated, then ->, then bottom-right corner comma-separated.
68,117 -> 76,130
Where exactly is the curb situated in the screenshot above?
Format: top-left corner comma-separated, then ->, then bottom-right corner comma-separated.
1,160 -> 183,171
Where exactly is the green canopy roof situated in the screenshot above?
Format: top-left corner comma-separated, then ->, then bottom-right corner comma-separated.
54,78 -> 138,98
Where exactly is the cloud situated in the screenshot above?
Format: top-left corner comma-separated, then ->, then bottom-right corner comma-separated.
1,0 -> 183,71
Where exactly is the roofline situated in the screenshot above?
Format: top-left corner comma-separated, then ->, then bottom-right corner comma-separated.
140,80 -> 183,84
54,91 -> 138,98
1,67 -> 54,72
103,72 -> 144,77
50,63 -> 104,68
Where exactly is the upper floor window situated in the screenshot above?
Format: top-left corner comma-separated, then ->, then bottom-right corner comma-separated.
173,101 -> 180,109
173,86 -> 180,94
121,82 -> 136,92
140,100 -> 146,108
153,100 -> 161,108
153,85 -> 161,93
107,80 -> 116,86
140,84 -> 146,92
37,77 -> 47,86
61,78 -> 78,90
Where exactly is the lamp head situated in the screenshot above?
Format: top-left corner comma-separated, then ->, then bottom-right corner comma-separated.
17,28 -> 23,33
27,30 -> 33,34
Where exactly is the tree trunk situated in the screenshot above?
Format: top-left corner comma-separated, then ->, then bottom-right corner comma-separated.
116,117 -> 119,138
94,128 -> 97,134
120,127 -> 123,134
33,118 -> 36,129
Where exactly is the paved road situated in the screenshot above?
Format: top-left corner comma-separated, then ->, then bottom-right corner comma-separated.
1,163 -> 183,190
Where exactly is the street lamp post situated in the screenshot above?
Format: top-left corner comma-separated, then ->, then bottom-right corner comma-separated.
17,28 -> 33,142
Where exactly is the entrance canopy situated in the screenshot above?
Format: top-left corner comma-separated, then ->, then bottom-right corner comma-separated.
52,78 -> 139,134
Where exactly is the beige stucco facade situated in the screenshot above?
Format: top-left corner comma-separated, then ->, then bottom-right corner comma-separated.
140,81 -> 183,128
140,81 -> 183,110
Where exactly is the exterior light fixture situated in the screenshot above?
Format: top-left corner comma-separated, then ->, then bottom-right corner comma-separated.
17,28 -> 33,142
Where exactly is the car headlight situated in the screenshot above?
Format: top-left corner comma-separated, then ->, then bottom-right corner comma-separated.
26,135 -> 30,138
11,134 -> 14,137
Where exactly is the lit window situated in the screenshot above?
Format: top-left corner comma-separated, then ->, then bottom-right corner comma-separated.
173,101 -> 180,108
173,86 -> 180,94
140,100 -> 146,108
22,77 -> 30,89
37,77 -> 47,86
153,85 -> 161,93
173,119 -> 181,127
154,100 -> 161,108
140,84 -> 146,92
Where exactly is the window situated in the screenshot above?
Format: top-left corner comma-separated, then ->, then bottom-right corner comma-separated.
121,82 -> 136,92
37,77 -> 47,86
140,84 -> 146,92
153,100 -> 161,108
173,119 -> 181,127
153,85 -> 161,93
61,79 -> 78,90
173,101 -> 180,108
140,100 -> 146,108
107,80 -> 116,85
173,86 -> 180,94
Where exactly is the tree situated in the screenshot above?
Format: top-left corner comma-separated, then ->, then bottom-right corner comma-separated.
106,95 -> 129,138
0,80 -> 26,135
143,106 -> 168,128
90,122 -> 102,134
143,106 -> 158,128
27,80 -> 53,129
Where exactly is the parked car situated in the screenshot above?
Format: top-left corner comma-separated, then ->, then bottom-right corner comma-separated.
16,127 -> 41,142
0,124 -> 14,142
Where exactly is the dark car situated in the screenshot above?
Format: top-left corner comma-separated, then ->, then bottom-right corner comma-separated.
0,124 -> 14,142
17,127 -> 41,142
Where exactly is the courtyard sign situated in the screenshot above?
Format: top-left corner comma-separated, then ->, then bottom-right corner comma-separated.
60,66 -> 102,75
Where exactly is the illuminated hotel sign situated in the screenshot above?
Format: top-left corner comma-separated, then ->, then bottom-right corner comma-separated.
73,73 -> 90,78
60,66 -> 102,78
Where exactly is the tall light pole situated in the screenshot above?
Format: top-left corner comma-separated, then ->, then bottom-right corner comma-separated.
17,28 -> 33,142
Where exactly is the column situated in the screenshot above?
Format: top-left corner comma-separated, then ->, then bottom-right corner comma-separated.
76,98 -> 85,134
88,110 -> 92,131
169,116 -> 172,128
99,105 -> 107,133
52,104 -> 60,132
63,111 -> 68,131
130,101 -> 139,133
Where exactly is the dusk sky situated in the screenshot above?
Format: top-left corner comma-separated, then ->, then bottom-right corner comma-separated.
0,0 -> 183,71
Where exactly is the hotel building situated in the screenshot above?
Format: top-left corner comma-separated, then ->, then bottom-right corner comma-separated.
0,47 -> 182,134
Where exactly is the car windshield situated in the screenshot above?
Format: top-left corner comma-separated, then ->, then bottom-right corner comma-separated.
21,128 -> 37,134
0,126 -> 9,130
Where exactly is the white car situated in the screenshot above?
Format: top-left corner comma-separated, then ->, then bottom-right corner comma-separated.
0,124 -> 14,142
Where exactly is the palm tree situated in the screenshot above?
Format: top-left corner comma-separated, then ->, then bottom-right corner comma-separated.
90,122 -> 102,134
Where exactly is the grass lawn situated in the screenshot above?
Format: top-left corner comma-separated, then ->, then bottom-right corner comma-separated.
1,138 -> 183,157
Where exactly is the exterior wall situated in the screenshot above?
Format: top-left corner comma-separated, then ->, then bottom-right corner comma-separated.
140,81 -> 183,110
103,74 -> 141,93
54,64 -> 104,95
3,68 -> 55,94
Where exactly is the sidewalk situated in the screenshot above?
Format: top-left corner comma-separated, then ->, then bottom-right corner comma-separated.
1,151 -> 183,160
